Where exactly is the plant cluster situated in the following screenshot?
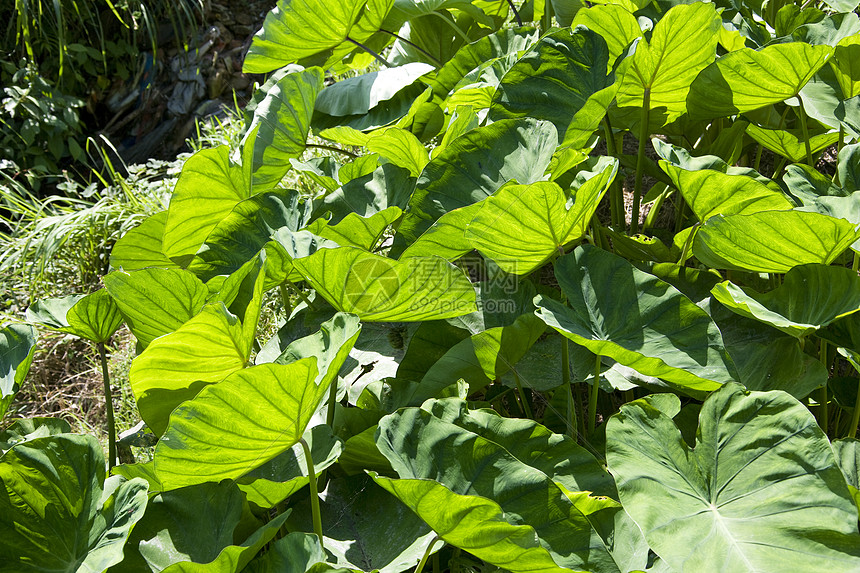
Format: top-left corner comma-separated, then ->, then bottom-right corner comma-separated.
5,0 -> 860,571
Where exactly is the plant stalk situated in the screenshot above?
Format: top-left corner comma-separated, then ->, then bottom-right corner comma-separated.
850,372 -> 860,439
379,29 -> 443,66
631,89 -> 651,235
326,378 -> 338,428
562,336 -> 576,439
415,536 -> 442,573
97,342 -> 117,470
588,354 -> 601,435
603,118 -> 623,228
299,438 -> 323,542
305,143 -> 359,158
797,100 -> 814,167
507,0 -> 523,26
819,340 -> 829,435
345,36 -> 393,67
513,371 -> 533,419
429,11 -> 470,43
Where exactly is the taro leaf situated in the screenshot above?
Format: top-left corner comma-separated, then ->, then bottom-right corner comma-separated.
839,142 -> 860,191
427,26 -> 539,100
571,4 -> 642,69
214,253 -> 268,349
558,83 -> 619,151
291,247 -> 477,321
832,35 -> 860,100
372,474 -> 571,573
687,42 -> 834,120
365,130 -> 428,177
154,316 -> 359,490
466,159 -> 617,274
313,163 -> 415,224
396,321 -> 471,382
27,290 -> 122,344
615,2 -> 721,122
110,211 -> 178,271
692,210 -> 860,273
399,118 -> 557,243
287,474 -> 436,573
238,425 -> 343,508
832,439 -> 860,510
746,124 -> 840,163
104,268 -> 209,348
398,201 -> 482,261
0,418 -> 70,454
660,163 -> 792,222
607,382 -> 860,572
409,314 -> 546,405
534,245 -> 736,396
243,0 -> 394,72
307,206 -> 402,250
162,145 -> 251,262
382,0 -> 492,31
489,28 -> 612,140
129,303 -> 249,436
244,532 -> 329,573
712,263 -> 860,339
0,324 -> 37,420
374,406 -> 621,573
186,188 -> 313,281
241,67 -> 324,191
0,435 -> 148,573
121,481 -> 288,573
316,63 -> 435,117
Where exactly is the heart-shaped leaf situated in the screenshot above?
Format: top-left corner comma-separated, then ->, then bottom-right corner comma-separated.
110,211 -> 178,271
0,324 -> 37,420
27,290 -> 122,343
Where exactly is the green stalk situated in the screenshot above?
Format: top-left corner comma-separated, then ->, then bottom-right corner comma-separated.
753,144 -> 763,173
677,223 -> 699,266
345,36 -> 392,67
279,284 -> 293,318
631,89 -> 652,235
429,11 -> 470,43
643,183 -> 669,231
849,373 -> 860,439
513,371 -> 533,419
588,354 -> 601,435
379,29 -> 443,66
819,340 -> 829,435
603,118 -> 623,228
415,536 -> 442,573
838,125 -> 846,158
797,101 -> 814,167
305,143 -> 359,158
771,156 -> 788,180
97,342 -> 117,470
541,0 -> 550,31
853,251 -> 859,272
562,337 -> 576,439
326,378 -> 338,427
299,438 -> 323,542
286,282 -> 314,308
507,0 -> 523,26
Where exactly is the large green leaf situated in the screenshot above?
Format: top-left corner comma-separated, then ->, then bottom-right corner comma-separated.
489,28 -> 612,140
466,158 -> 618,274
832,439 -> 860,510
534,246 -> 737,396
110,211 -> 178,271
746,124 -> 841,163
661,163 -> 792,222
712,263 -> 860,338
307,206 -> 402,251
241,68 -> 324,190
692,210 -> 860,273
316,63 -> 435,117
398,118 -> 557,243
26,290 -> 122,343
0,434 -> 148,573
286,475 -> 436,573
129,303 -> 250,435
244,532 -> 330,573
607,383 -> 860,572
291,247 -> 477,321
104,268 -> 209,348
0,324 -> 37,420
398,202 -> 481,261
0,417 -> 71,454
121,481 -> 288,573
615,2 -> 720,122
832,35 -> 860,99
243,0 -> 394,72
571,4 -> 642,69
375,405 -> 625,573
162,145 -> 251,262
688,42 -> 834,120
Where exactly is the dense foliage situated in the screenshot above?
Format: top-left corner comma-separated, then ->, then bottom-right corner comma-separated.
5,0 -> 860,571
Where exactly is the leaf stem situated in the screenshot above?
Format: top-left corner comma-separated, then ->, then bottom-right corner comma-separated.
326,377 -> 338,428
507,0 -> 523,26
429,11 -> 471,43
753,144 -> 763,173
279,283 -> 293,318
97,342 -> 116,470
797,99 -> 814,167
603,118 -> 623,228
415,536 -> 442,573
588,354 -> 601,435
819,340 -> 829,435
299,437 -> 323,542
631,89 -> 651,235
306,143 -> 359,158
562,336 -> 576,440
345,36 -> 393,67
513,370 -> 533,419
379,29 -> 443,66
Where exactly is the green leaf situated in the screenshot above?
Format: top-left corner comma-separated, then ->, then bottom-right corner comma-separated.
0,324 -> 37,419
286,475 -> 436,573
832,35 -> 860,99
27,291 -> 122,343
0,435 -> 148,573
572,4 -> 642,70
129,303 -> 250,435
746,124 -> 840,163
466,158 -> 618,274
365,129 -> 429,177
375,406 -> 621,572
535,245 -> 737,396
316,63 -> 435,117
660,163 -> 793,222
615,2 -> 721,122
241,68 -> 324,190
397,201 -> 480,261
712,264 -> 860,338
162,146 -> 251,262
312,162 -> 414,224
692,210 -> 860,273
832,439 -> 860,511
122,480 -> 288,573
104,268 -> 209,348
399,118 -> 558,243
688,43 -> 834,120
243,0 -> 394,72
110,211 -> 179,271
0,418 -> 70,454
607,383 -> 860,572
308,206 -> 402,251
489,28 -> 612,140
292,247 -> 477,321
244,532 -> 329,573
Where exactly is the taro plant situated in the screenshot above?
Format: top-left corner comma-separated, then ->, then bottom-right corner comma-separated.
7,0 -> 860,570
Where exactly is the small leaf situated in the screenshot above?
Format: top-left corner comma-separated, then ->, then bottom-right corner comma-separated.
0,324 -> 38,420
